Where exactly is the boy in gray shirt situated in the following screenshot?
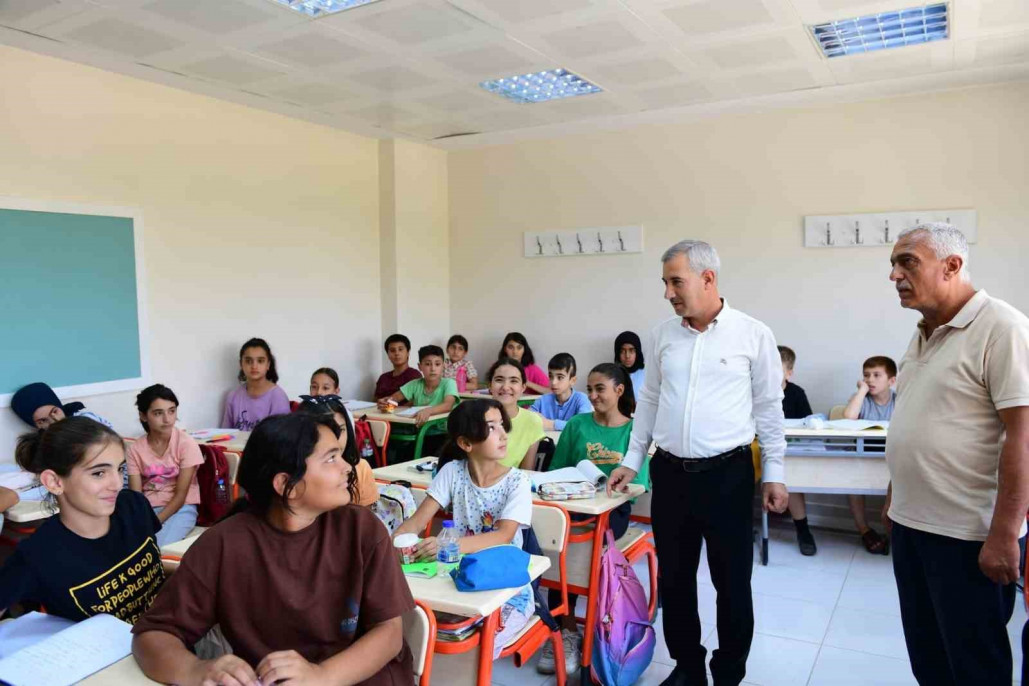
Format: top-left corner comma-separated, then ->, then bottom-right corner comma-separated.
843,356 -> 897,554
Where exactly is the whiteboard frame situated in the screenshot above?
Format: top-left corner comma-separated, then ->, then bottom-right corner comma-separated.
0,196 -> 150,408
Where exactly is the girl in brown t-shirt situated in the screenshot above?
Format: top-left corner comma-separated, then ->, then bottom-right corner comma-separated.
132,413 -> 414,686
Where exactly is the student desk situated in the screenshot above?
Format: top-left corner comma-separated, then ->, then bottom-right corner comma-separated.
456,392 -> 541,408
759,428 -> 889,565
350,407 -> 450,462
77,656 -> 159,685
4,497 -> 51,524
189,429 -> 250,454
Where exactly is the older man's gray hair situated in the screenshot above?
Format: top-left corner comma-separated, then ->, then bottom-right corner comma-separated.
899,223 -> 970,277
661,240 -> 721,276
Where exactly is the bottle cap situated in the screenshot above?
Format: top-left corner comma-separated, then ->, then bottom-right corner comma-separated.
442,520 -> 454,528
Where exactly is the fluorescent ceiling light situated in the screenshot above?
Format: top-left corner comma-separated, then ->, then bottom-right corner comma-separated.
269,0 -> 381,17
811,3 -> 947,58
480,69 -> 602,104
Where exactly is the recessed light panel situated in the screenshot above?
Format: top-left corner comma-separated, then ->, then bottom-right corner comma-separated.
811,3 -> 947,58
269,0 -> 381,17
479,68 -> 602,104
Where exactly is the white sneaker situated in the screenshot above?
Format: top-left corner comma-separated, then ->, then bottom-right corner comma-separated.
561,629 -> 581,677
537,635 -> 557,674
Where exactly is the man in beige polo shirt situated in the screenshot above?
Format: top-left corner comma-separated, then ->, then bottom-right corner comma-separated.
884,223 -> 1029,685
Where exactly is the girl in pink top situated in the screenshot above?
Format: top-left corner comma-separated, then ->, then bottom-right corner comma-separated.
498,332 -> 547,395
222,337 -> 291,430
127,384 -> 203,546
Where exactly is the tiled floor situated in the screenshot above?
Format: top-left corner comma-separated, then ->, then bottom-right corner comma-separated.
430,526 -> 1027,686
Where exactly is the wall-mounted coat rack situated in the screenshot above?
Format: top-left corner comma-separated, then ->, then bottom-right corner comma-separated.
524,225 -> 643,258
803,209 -> 977,248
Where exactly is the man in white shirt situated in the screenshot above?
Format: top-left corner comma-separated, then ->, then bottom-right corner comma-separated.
883,224 -> 1029,685
609,240 -> 788,686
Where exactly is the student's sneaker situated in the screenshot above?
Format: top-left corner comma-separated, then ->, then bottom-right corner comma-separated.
536,628 -> 581,675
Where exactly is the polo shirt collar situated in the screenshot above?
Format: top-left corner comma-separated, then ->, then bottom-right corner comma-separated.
917,289 -> 988,338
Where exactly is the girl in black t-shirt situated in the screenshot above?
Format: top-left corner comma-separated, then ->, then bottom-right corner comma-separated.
0,417 -> 164,623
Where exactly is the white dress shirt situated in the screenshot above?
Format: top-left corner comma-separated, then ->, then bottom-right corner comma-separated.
622,300 -> 787,483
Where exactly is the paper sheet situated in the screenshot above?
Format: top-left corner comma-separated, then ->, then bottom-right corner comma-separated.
0,613 -> 133,686
344,400 -> 377,411
824,419 -> 889,431
0,471 -> 37,492
394,405 -> 428,418
0,612 -> 75,659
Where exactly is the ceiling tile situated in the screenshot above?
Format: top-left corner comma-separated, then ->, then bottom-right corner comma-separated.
180,53 -> 284,84
268,81 -> 354,106
978,0 -> 1029,28
703,36 -> 798,69
347,64 -> 437,91
542,20 -> 645,58
433,45 -> 538,77
353,3 -> 472,44
140,0 -> 275,34
633,81 -> 713,108
0,0 -> 87,29
733,66 -> 818,94
61,17 -> 184,57
973,32 -> 1029,66
467,0 -> 595,24
544,93 -> 628,118
345,103 -> 422,126
403,121 -> 480,139
419,90 -> 497,112
663,0 -> 775,36
255,32 -> 366,67
591,57 -> 684,85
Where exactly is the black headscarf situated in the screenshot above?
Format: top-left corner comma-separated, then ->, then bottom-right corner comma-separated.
614,331 -> 645,372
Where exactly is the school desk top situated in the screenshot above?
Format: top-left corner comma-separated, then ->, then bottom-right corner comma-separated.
187,429 -> 250,453
349,406 -> 451,425
76,656 -> 160,685
5,498 -> 52,524
408,554 -> 550,618
372,459 -> 645,514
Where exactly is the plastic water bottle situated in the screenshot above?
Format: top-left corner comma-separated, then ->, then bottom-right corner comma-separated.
360,438 -> 374,462
436,520 -> 461,572
215,478 -> 229,505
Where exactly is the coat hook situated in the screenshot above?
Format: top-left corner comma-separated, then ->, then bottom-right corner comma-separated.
825,222 -> 834,247
555,235 -> 563,255
617,230 -> 625,251
854,220 -> 862,245
597,232 -> 604,253
884,219 -> 892,244
535,236 -> 543,256
576,233 -> 583,253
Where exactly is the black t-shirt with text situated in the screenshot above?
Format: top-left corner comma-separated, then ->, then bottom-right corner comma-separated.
0,489 -> 165,623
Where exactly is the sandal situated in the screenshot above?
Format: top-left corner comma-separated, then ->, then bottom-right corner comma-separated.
861,528 -> 889,555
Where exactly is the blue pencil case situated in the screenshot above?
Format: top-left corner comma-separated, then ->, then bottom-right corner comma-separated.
450,545 -> 530,592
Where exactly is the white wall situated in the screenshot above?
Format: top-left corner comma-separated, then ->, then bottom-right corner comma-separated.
447,83 -> 1029,415
0,46 -> 382,459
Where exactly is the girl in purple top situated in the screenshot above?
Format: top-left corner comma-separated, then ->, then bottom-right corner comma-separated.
222,338 -> 290,431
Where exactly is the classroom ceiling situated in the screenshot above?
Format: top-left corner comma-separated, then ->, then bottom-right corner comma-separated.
1,0 -> 1027,148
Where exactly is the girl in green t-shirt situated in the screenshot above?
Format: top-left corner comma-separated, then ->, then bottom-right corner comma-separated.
538,363 -> 649,676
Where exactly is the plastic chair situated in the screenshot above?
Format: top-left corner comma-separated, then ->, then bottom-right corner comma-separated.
533,436 -> 556,472
404,600 -> 437,686
435,503 -> 572,686
224,450 -> 241,500
366,419 -> 391,468
829,404 -> 846,420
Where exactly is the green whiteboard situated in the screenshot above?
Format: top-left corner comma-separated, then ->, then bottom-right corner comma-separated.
0,198 -> 148,407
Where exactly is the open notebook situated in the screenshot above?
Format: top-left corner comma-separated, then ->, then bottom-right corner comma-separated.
0,613 -> 133,686
530,460 -> 608,489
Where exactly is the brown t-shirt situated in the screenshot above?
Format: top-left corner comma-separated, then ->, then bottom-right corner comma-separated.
134,505 -> 414,684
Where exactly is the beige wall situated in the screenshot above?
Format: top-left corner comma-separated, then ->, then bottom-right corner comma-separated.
378,139 -> 451,364
0,45 -> 382,457
447,83 -> 1029,415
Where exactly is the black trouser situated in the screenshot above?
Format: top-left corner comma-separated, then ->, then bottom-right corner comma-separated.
651,447 -> 755,686
892,521 -> 1018,686
548,501 -> 632,619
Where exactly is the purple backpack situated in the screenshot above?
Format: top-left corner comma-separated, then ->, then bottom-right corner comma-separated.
591,530 -> 656,686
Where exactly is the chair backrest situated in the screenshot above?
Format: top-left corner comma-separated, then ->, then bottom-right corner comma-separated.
533,436 -> 556,472
223,451 -> 240,485
403,600 -> 436,686
531,502 -> 570,555
829,404 -> 846,420
367,419 -> 390,448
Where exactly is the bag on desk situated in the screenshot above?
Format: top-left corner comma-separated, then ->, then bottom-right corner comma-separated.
450,545 -> 530,592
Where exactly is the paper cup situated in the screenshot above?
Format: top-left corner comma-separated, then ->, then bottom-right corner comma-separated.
394,533 -> 420,564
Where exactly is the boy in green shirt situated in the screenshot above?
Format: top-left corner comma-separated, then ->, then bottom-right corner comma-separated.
377,345 -> 458,426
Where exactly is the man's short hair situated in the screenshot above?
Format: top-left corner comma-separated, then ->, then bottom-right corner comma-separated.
778,345 -> 796,370
661,240 -> 720,276
548,352 -> 577,377
863,355 -> 897,378
384,333 -> 411,352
